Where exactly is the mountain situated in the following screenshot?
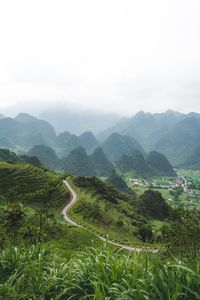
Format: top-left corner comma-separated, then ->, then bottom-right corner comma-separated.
64,146 -> 94,176
0,160 -> 67,205
90,147 -> 114,177
117,149 -> 175,177
0,113 -> 4,120
152,116 -> 200,166
98,110 -> 200,168
0,114 -> 56,150
28,145 -> 62,170
146,151 -> 176,176
55,131 -> 80,157
0,148 -> 42,167
0,137 -> 16,149
79,131 -> 99,153
39,107 -> 120,135
0,148 -> 18,162
106,170 -> 133,194
102,132 -> 145,161
117,150 -> 153,177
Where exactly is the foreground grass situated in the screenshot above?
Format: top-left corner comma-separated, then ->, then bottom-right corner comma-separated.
0,245 -> 200,299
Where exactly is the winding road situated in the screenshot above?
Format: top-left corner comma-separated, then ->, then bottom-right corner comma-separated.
62,179 -> 159,253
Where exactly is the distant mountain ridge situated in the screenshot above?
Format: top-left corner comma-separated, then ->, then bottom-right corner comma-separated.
39,107 -> 120,134
1,110 -> 200,170
98,110 -> 200,168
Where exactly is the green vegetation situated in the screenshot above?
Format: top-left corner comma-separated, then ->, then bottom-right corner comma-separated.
1,148 -> 200,298
106,169 -> 133,194
64,146 -> 114,177
102,132 -> 145,161
0,161 -> 67,206
28,144 -> 63,170
0,245 -> 200,299
90,146 -> 114,176
70,176 -> 175,246
117,150 -> 175,178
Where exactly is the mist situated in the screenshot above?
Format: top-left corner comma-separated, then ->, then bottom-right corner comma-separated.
0,0 -> 200,115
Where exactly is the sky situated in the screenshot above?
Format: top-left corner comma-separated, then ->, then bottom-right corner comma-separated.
0,0 -> 200,116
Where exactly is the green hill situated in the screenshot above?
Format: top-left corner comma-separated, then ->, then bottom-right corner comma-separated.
79,131 -> 99,152
55,131 -> 80,157
0,148 -> 19,162
0,161 -> 68,206
28,145 -> 63,170
90,147 -> 114,177
106,170 -> 133,194
71,176 -> 173,244
102,132 -> 145,161
64,146 -> 94,176
117,150 -> 153,177
0,114 -> 56,150
147,151 -> 176,176
117,149 -> 175,177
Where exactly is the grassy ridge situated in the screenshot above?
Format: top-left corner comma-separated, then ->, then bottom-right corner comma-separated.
0,244 -> 200,299
0,162 -> 67,206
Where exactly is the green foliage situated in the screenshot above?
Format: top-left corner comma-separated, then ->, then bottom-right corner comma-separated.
4,202 -> 25,242
90,146 -> 114,176
0,162 -> 69,207
0,245 -> 200,299
169,209 -> 200,258
65,146 -> 94,176
147,151 -> 176,176
117,149 -> 175,177
28,144 -> 63,170
74,176 -> 132,203
137,223 -> 153,242
106,169 -> 133,194
139,190 -> 172,220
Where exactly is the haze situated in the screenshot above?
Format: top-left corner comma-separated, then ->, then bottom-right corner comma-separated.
0,0 -> 200,115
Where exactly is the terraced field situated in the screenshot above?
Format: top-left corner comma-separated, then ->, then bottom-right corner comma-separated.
0,161 -> 68,206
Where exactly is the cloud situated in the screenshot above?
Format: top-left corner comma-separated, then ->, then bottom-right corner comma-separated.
0,0 -> 200,115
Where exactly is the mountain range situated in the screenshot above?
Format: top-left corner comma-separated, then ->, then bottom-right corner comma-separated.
1,109 -> 199,171
98,110 -> 200,168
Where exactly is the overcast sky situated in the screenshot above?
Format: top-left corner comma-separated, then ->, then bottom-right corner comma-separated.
0,0 -> 200,116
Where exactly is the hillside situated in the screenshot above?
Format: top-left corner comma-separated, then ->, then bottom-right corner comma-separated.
28,145 -> 63,170
70,176 -> 173,244
0,149 -> 42,167
117,149 -> 175,177
0,114 -> 56,150
102,132 -> 145,161
64,146 -> 94,176
79,131 -> 99,152
90,147 -> 114,177
146,151 -> 176,176
98,110 -> 200,168
0,161 -> 68,206
117,150 -> 153,177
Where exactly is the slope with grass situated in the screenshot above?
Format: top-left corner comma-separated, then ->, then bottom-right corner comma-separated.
0,161 -> 67,206
69,176 -> 173,247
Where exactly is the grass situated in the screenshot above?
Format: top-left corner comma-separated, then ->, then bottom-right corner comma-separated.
0,161 -> 68,207
0,244 -> 200,299
68,178 -> 163,248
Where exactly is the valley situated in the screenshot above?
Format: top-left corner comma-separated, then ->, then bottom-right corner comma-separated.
0,110 -> 200,298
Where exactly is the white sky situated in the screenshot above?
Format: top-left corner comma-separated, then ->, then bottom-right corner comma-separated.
0,0 -> 200,115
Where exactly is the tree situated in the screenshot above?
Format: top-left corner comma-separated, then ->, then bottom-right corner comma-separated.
138,223 -> 153,242
4,202 -> 25,242
169,209 -> 200,258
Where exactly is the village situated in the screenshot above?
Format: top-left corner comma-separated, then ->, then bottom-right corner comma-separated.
129,172 -> 200,198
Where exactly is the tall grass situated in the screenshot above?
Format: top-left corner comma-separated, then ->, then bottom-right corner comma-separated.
0,245 -> 200,299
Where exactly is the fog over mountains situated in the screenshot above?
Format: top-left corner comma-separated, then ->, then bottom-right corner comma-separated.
1,109 -> 200,171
